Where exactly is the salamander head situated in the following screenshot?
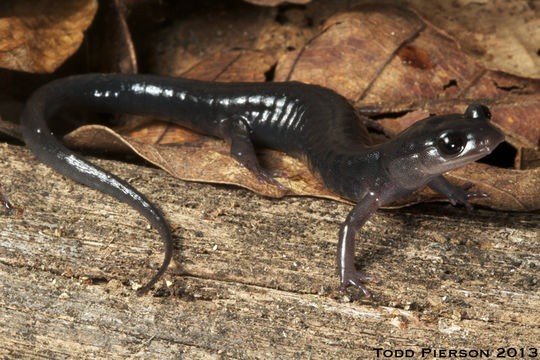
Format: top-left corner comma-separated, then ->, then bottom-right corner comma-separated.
385,104 -> 505,189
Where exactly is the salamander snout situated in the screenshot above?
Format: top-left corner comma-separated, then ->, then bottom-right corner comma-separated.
477,126 -> 505,153
465,104 -> 505,153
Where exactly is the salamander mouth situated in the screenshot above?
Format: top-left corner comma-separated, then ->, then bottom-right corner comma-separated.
489,127 -> 505,148
448,140 -> 502,168
476,127 -> 505,155
478,145 -> 494,154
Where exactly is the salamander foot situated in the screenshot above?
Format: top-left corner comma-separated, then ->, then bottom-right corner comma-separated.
240,162 -> 285,189
339,270 -> 378,297
447,182 -> 488,212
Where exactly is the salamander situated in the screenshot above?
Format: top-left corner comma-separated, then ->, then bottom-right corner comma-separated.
20,73 -> 505,296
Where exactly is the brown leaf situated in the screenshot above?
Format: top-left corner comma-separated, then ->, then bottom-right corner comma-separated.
181,50 -> 275,82
63,124 -> 341,202
488,100 -> 540,150
275,6 -> 426,101
377,110 -> 429,137
389,163 -> 540,212
140,1 -> 319,79
447,163 -> 540,212
517,148 -> 540,170
0,0 -> 98,73
85,0 -> 137,73
407,0 -> 540,79
275,5 -> 483,107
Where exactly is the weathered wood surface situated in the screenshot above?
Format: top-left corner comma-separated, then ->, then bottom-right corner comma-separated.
0,142 -> 538,359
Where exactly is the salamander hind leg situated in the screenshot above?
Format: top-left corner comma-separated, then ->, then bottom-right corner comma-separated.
219,115 -> 285,189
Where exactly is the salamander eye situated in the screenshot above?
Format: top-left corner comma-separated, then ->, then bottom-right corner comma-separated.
465,104 -> 491,120
480,105 -> 491,119
437,131 -> 465,156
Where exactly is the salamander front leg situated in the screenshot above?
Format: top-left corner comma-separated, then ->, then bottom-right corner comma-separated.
427,176 -> 487,211
219,115 -> 284,189
337,194 -> 379,297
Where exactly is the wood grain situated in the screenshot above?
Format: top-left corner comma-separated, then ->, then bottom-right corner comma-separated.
1,142 -> 538,359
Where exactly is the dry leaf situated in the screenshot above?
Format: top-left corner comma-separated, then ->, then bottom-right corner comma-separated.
275,5 -> 539,110
85,0 -> 137,73
0,0 -> 97,73
447,164 -> 540,212
142,1 -> 318,77
407,0 -> 540,79
181,50 -> 275,82
517,148 -> 540,170
275,6 -> 426,101
63,124 -> 339,201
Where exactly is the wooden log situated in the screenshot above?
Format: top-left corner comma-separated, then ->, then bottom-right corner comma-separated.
1,142 -> 538,358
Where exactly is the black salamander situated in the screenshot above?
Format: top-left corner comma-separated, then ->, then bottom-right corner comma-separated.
20,73 -> 505,296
